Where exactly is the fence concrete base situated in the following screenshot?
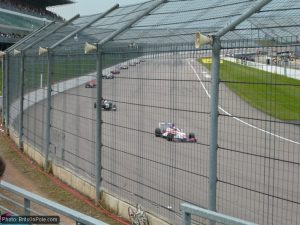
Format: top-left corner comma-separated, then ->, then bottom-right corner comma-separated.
147,213 -> 170,225
101,191 -> 169,225
52,165 -> 96,200
23,142 -> 45,167
9,129 -> 20,148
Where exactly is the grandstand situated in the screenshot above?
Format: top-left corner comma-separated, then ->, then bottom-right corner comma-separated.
0,0 -> 72,50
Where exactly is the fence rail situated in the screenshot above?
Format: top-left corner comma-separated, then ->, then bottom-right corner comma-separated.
180,203 -> 258,225
0,181 -> 108,225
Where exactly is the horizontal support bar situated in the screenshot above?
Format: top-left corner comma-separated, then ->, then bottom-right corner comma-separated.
180,203 -> 258,225
1,181 -> 108,225
50,4 -> 119,50
216,0 -> 271,37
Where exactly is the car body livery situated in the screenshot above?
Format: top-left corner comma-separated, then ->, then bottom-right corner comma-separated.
155,122 -> 196,142
94,99 -> 117,111
102,73 -> 114,79
85,79 -> 96,88
111,69 -> 120,74
120,64 -> 129,69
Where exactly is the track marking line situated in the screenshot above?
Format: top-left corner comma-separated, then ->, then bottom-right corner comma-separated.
188,60 -> 300,145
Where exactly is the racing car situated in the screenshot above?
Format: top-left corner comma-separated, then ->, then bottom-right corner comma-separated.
85,79 -> 96,88
154,122 -> 196,142
102,73 -> 114,79
111,69 -> 120,74
129,62 -> 137,66
94,99 -> 117,111
120,64 -> 129,69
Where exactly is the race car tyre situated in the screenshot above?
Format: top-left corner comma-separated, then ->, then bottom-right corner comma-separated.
108,102 -> 113,109
181,138 -> 187,142
189,133 -> 195,139
85,84 -> 90,88
167,133 -> 174,141
112,105 -> 117,111
155,128 -> 161,137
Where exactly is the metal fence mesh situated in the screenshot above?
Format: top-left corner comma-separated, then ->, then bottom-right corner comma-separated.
216,42 -> 300,225
7,55 -> 21,134
99,45 -> 211,223
23,55 -> 48,153
2,0 -> 300,224
49,53 -> 97,181
8,42 -> 297,224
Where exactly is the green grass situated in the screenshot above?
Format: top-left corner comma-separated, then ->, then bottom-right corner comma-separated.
23,58 -> 97,94
199,58 -> 300,121
23,53 -> 139,93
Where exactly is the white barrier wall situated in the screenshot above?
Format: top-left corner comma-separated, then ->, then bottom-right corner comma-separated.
223,56 -> 300,80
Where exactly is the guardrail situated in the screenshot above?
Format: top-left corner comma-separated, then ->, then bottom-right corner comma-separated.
180,203 -> 258,225
0,181 -> 108,225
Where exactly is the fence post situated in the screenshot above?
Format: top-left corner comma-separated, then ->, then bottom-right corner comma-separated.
44,49 -> 52,170
18,51 -> 25,149
1,57 -> 4,122
24,198 -> 30,215
4,54 -> 9,135
95,45 -> 103,201
208,36 -> 221,225
182,211 -> 191,225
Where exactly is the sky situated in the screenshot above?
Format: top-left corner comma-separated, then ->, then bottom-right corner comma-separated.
47,0 -> 147,20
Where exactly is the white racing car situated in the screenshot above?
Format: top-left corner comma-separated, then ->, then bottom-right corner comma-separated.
94,99 -> 117,111
154,122 -> 196,142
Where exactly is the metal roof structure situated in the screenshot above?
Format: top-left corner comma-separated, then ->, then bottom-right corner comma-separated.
8,0 -> 300,54
0,8 -> 49,32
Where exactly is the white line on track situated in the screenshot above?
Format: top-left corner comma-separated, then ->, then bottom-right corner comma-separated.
201,71 -> 211,78
187,60 -> 300,145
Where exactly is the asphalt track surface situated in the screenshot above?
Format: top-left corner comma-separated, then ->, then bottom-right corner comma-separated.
23,52 -> 300,225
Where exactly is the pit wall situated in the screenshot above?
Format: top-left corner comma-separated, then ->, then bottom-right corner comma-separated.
8,128 -> 170,225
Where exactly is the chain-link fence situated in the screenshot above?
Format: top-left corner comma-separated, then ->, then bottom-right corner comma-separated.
2,0 -> 300,224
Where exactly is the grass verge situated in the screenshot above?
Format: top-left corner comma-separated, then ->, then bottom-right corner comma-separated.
199,58 -> 300,121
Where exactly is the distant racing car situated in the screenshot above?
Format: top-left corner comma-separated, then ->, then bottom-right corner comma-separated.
111,69 -> 120,74
120,64 -> 129,69
102,73 -> 114,79
85,79 -> 96,88
154,122 -> 196,142
94,99 -> 117,111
